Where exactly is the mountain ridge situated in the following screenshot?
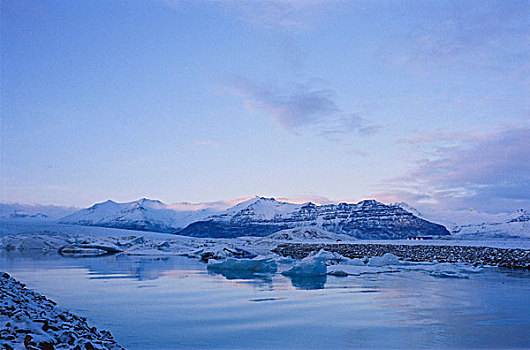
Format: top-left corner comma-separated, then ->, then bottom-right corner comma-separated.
58,196 -> 450,239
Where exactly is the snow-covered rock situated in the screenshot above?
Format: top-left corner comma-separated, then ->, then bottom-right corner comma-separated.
0,272 -> 124,349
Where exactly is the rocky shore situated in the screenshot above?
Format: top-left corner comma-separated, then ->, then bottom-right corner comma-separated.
272,243 -> 530,269
0,272 -> 124,350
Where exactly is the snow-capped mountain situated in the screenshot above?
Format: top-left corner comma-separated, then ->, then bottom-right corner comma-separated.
59,198 -> 222,232
0,203 -> 78,219
448,209 -> 530,238
179,197 -> 450,239
59,196 -> 450,238
2,211 -> 49,220
397,204 -> 530,238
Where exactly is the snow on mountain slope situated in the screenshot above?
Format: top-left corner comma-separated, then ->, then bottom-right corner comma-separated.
59,198 -> 204,232
258,227 -> 354,242
449,209 -> 530,238
59,196 -> 450,239
58,197 -> 261,233
397,204 -> 530,238
1,211 -> 49,220
180,198 -> 450,239
213,197 -> 303,221
0,203 -> 78,219
60,200 -> 127,224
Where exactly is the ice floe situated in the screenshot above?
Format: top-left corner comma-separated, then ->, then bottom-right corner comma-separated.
281,250 -> 337,277
368,253 -> 400,266
207,256 -> 278,274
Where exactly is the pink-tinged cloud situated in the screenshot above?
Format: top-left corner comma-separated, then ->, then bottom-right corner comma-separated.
376,127 -> 530,212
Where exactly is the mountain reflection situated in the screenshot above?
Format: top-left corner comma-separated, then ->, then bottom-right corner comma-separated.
1,251 -> 331,290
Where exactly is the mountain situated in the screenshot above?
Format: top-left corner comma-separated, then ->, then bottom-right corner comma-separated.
59,198 -> 220,232
397,204 -> 530,238
2,211 -> 49,220
0,203 -> 78,219
179,197 -> 450,239
448,209 -> 530,238
59,196 -> 450,239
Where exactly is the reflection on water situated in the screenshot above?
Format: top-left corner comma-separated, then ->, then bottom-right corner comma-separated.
1,251 -> 530,349
288,275 -> 327,290
208,269 -> 273,283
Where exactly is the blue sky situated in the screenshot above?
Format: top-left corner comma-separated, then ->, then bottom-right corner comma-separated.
1,0 -> 529,212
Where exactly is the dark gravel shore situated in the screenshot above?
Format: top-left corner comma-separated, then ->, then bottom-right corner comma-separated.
272,243 -> 530,269
0,272 -> 124,350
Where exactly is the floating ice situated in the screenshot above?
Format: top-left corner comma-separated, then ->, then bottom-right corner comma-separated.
207,257 -> 278,274
189,245 -> 256,261
281,249 -> 350,277
282,259 -> 327,276
429,263 -> 482,278
58,246 -> 109,257
369,253 -> 400,266
344,257 -> 367,266
305,249 -> 347,265
1,234 -> 69,251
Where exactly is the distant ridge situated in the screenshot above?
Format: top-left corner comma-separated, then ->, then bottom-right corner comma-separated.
59,196 -> 450,239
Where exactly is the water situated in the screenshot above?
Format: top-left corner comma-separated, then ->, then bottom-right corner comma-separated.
1,252 -> 529,349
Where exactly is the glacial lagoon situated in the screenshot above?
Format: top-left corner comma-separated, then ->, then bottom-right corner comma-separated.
1,252 -> 529,349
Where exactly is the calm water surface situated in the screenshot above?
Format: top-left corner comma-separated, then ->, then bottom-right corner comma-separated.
1,252 -> 529,349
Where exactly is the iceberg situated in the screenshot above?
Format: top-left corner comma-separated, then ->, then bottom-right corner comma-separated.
282,249 -> 350,277
429,263 -> 481,278
207,257 -> 278,274
369,253 -> 400,267
344,257 -> 367,266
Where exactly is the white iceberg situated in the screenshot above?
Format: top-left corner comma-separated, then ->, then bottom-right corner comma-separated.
281,250 -> 337,277
207,257 -> 278,274
282,259 -> 327,277
369,253 -> 400,267
343,257 -> 367,266
429,263 -> 482,278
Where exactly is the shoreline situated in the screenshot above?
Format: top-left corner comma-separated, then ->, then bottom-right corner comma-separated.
0,272 -> 124,350
272,243 -> 530,269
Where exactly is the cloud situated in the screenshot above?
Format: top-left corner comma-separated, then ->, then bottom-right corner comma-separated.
228,77 -> 338,129
319,114 -> 381,141
161,0 -> 338,30
377,127 -> 530,212
226,77 -> 380,137
388,1 -> 530,74
223,0 -> 331,30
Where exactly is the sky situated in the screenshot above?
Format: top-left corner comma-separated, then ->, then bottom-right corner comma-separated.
1,0 -> 529,213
